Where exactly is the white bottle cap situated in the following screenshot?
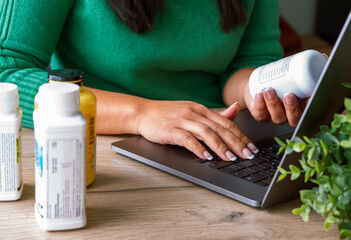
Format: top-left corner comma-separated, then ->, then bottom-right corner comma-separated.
37,82 -> 80,115
0,83 -> 19,114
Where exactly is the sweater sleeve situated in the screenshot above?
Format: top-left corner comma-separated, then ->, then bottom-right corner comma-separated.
0,0 -> 74,128
219,0 -> 283,92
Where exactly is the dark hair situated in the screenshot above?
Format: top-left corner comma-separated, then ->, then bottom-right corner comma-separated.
108,0 -> 246,34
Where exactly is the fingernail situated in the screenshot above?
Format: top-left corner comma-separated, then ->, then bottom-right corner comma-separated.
247,143 -> 259,154
229,102 -> 239,108
203,151 -> 213,161
264,87 -> 275,99
225,151 -> 237,161
255,92 -> 263,102
243,148 -> 254,159
284,92 -> 296,105
322,53 -> 329,60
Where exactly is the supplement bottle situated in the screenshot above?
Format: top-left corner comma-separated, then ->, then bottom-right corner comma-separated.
0,83 -> 23,201
35,69 -> 96,186
249,49 -> 327,100
34,82 -> 86,231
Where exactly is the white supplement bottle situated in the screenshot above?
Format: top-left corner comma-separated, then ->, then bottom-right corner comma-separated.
0,83 -> 23,201
33,82 -> 86,231
249,49 -> 327,100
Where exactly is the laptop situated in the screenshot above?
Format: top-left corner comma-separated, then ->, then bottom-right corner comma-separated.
111,12 -> 351,208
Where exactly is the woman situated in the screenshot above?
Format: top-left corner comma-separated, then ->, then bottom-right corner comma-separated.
0,0 -> 304,161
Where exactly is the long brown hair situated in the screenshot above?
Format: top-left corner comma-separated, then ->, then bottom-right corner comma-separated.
108,0 -> 247,34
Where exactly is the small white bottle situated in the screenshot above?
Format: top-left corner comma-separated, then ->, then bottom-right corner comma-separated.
0,83 -> 23,201
249,49 -> 327,100
33,83 -> 86,231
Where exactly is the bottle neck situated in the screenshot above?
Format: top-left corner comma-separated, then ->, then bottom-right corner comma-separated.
48,79 -> 84,86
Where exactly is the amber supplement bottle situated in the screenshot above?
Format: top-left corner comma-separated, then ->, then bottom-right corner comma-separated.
35,69 -> 97,186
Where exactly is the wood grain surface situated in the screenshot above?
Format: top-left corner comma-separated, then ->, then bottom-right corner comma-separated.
0,128 -> 338,240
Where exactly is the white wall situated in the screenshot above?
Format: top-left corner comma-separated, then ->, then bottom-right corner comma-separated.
279,0 -> 317,35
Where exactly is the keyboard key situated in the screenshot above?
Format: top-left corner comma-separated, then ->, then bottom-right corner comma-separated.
262,169 -> 276,177
246,167 -> 260,174
265,178 -> 273,183
265,160 -> 280,167
221,167 -> 251,178
227,164 -> 245,171
239,159 -> 257,167
196,159 -> 209,163
208,160 -> 234,169
266,153 -> 280,160
256,163 -> 272,170
234,169 -> 251,178
244,173 -> 268,183
251,156 -> 269,164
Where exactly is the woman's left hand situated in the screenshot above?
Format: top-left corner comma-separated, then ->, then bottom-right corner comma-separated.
243,81 -> 308,127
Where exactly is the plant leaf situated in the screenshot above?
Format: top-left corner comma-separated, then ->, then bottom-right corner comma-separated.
324,218 -> 334,231
277,145 -> 286,154
278,172 -> 288,182
340,229 -> 351,239
300,189 -> 315,205
293,136 -> 305,144
342,82 -> 351,88
340,139 -> 351,148
277,166 -> 287,174
291,172 -> 300,181
289,165 -> 301,174
300,206 -> 310,222
344,97 -> 351,110
305,169 -> 315,182
319,139 -> 329,156
274,137 -> 285,146
293,142 -> 306,152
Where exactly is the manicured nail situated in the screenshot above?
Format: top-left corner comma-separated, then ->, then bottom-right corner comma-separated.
229,102 -> 239,108
203,151 -> 213,161
247,143 -> 259,154
243,148 -> 254,159
264,87 -> 275,99
255,92 -> 263,102
226,151 -> 237,161
284,92 -> 296,105
322,53 -> 329,60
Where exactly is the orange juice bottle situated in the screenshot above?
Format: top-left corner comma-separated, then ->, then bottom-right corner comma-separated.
35,69 -> 97,186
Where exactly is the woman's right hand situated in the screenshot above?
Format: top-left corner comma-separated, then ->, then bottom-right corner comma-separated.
136,100 -> 258,161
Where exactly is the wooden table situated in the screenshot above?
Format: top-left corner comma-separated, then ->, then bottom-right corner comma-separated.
0,128 -> 339,239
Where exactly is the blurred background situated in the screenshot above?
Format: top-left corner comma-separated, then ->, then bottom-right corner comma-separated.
280,0 -> 351,44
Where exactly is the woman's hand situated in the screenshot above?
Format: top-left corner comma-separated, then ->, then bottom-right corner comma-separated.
136,100 -> 258,161
243,81 -> 308,127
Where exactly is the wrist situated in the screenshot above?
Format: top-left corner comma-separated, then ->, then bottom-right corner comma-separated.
223,68 -> 255,109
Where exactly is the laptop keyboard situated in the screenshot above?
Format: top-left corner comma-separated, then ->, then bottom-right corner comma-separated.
197,143 -> 283,187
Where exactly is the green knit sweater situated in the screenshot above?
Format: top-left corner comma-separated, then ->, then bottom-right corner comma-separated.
0,0 -> 282,128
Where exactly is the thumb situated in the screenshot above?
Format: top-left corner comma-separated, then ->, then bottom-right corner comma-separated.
219,102 -> 240,121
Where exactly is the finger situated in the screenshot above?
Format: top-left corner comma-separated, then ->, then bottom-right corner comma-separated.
219,102 -> 240,121
170,128 -> 214,161
200,112 -> 258,159
322,53 -> 329,60
283,93 -> 302,127
251,92 -> 270,122
299,97 -> 310,110
263,87 -> 287,125
179,120 -> 238,161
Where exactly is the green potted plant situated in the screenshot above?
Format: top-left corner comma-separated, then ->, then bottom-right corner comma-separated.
276,84 -> 351,240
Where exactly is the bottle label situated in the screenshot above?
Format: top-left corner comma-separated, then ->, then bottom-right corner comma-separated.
35,137 -> 85,220
0,131 -> 22,193
86,113 -> 96,173
258,55 -> 293,83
